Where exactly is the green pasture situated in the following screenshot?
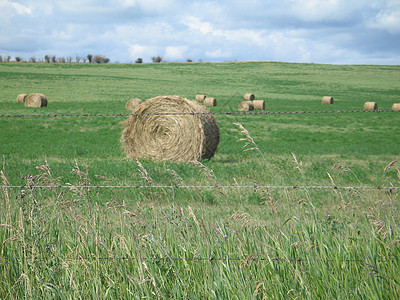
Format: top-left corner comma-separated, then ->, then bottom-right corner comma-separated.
1,61 -> 400,298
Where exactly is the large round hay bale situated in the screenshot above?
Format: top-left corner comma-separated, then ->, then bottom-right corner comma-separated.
17,94 -> 27,103
364,102 -> 377,111
253,100 -> 265,110
204,97 -> 216,107
322,96 -> 334,104
24,93 -> 47,107
238,101 -> 254,111
392,103 -> 400,111
121,96 -> 220,162
125,98 -> 142,111
195,95 -> 206,102
244,93 -> 255,101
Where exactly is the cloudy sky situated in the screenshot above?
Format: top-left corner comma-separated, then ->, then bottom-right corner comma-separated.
0,0 -> 399,64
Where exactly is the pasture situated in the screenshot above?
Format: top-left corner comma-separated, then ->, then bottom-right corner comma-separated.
1,61 -> 400,298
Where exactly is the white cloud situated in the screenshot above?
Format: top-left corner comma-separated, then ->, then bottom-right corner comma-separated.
205,49 -> 227,59
0,0 -> 399,64
11,1 -> 32,15
128,44 -> 154,59
165,46 -> 188,60
288,0 -> 364,22
370,0 -> 400,34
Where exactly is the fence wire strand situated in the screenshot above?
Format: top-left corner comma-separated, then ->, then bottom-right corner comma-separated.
0,255 -> 381,263
1,185 -> 399,190
0,109 -> 398,118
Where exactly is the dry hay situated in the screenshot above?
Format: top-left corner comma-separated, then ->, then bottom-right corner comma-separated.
125,98 -> 142,111
364,102 -> 377,111
392,103 -> 400,111
238,101 -> 254,111
24,93 -> 47,107
121,95 -> 220,162
253,100 -> 265,110
204,97 -> 217,107
322,96 -> 334,104
17,94 -> 27,103
195,95 -> 206,102
244,93 -> 255,101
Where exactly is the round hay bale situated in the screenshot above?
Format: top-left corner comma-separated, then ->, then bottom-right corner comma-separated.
125,98 -> 142,111
17,94 -> 27,103
238,101 -> 254,111
195,95 -> 206,102
253,100 -> 265,110
392,103 -> 400,111
244,93 -> 255,101
121,95 -> 220,162
364,102 -> 377,111
204,97 -> 216,107
24,93 -> 47,108
322,96 -> 334,104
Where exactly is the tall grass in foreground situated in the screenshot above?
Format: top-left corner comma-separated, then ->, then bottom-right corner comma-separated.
1,129 -> 400,299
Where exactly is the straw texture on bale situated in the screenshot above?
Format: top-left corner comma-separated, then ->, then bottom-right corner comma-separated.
322,96 -> 334,104
195,95 -> 206,102
24,93 -> 47,107
253,100 -> 265,110
121,96 -> 220,162
125,98 -> 142,111
244,93 -> 255,101
204,97 -> 217,107
238,101 -> 254,111
17,94 -> 27,103
364,102 -> 377,111
392,103 -> 400,111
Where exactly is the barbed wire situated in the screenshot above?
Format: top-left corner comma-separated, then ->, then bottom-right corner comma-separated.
0,255 -> 382,263
0,109 -> 398,118
1,184 -> 399,190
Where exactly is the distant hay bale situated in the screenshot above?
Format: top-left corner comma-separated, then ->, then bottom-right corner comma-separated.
121,95 -> 220,162
17,94 -> 27,103
24,93 -> 47,108
364,102 -> 377,111
322,96 -> 334,104
244,93 -> 255,101
204,97 -> 216,107
253,100 -> 265,110
195,95 -> 206,102
238,101 -> 254,111
392,103 -> 400,111
125,98 -> 142,111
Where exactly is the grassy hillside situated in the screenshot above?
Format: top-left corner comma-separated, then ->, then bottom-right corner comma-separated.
1,61 -> 400,298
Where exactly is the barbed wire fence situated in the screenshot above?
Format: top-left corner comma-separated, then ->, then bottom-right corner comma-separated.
0,109 -> 398,118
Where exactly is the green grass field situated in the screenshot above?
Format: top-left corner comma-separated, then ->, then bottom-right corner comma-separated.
1,61 -> 400,299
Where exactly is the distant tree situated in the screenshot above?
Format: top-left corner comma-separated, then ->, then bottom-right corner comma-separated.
67,56 -> 73,63
0,55 -> 3,63
58,57 -> 66,63
15,56 -> 23,62
186,58 -> 193,62
135,57 -> 143,63
87,54 -> 93,63
6,55 -> 11,62
51,55 -> 57,63
93,55 -> 110,63
44,55 -> 51,63
151,56 -> 163,63
83,56 -> 88,63
29,57 -> 36,63
75,55 -> 81,63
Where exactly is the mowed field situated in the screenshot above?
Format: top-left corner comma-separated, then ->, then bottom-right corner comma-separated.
1,61 -> 400,298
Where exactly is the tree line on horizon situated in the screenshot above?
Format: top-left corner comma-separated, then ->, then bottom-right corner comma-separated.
0,54 -> 110,64
0,54 -> 196,64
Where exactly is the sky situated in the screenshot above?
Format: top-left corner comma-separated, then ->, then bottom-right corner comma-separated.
0,0 -> 399,64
